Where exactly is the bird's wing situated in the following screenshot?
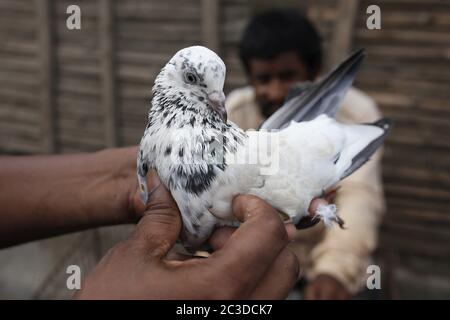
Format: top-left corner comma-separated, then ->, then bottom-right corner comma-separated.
230,115 -> 391,222
259,49 -> 365,130
337,118 -> 391,181
279,115 -> 391,190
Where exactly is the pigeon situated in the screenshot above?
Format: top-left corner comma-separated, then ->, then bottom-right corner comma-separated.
137,46 -> 391,250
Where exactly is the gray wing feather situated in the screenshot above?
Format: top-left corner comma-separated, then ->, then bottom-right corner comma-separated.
260,49 -> 366,130
340,118 -> 392,180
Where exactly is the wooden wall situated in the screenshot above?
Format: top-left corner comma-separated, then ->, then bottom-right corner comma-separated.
0,0 -> 449,299
0,0 -> 43,153
355,0 -> 450,299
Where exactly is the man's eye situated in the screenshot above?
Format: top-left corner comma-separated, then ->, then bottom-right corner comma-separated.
278,70 -> 296,82
185,72 -> 198,84
255,74 -> 271,85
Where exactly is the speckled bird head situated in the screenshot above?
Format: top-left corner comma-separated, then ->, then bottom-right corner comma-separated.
152,46 -> 228,122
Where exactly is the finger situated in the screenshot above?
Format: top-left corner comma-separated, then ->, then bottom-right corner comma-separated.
284,223 -> 297,240
130,170 -> 182,259
324,186 -> 341,203
249,248 -> 300,299
320,286 -> 335,300
166,252 -> 191,261
209,195 -> 290,295
304,285 -> 320,300
132,169 -> 166,217
325,185 -> 341,194
325,190 -> 337,203
210,223 -> 296,250
208,227 -> 236,251
338,290 -> 350,300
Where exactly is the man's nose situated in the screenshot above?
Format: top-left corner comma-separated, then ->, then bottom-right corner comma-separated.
266,78 -> 288,105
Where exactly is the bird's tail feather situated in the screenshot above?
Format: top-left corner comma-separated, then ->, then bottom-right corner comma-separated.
260,49 -> 365,130
336,118 -> 392,183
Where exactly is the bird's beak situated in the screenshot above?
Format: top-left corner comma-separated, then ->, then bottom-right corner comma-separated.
207,91 -> 227,122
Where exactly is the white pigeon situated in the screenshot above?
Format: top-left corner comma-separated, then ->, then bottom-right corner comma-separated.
137,46 -> 390,250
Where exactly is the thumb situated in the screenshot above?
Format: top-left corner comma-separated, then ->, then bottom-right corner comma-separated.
131,170 -> 182,259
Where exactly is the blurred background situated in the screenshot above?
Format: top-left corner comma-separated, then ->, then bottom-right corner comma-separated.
0,0 -> 449,299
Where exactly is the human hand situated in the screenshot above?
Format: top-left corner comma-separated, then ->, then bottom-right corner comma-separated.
75,171 -> 300,299
303,274 -> 351,300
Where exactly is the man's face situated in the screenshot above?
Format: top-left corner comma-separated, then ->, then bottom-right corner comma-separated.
248,51 -> 310,118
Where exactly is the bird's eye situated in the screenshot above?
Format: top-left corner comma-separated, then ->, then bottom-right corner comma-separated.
185,72 -> 198,84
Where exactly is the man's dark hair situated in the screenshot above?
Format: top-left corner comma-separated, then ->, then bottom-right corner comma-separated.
239,9 -> 323,79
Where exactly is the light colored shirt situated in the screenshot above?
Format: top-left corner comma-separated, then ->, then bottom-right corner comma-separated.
226,86 -> 386,294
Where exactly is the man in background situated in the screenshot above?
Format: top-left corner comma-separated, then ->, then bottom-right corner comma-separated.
226,9 -> 386,299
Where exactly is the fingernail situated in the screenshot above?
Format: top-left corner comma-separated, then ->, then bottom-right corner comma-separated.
138,177 -> 149,205
138,170 -> 162,206
139,189 -> 148,205
146,170 -> 162,203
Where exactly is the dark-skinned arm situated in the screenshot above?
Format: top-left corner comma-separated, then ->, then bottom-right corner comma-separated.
0,147 -> 139,248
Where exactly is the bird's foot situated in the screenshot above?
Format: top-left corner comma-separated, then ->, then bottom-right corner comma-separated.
313,204 -> 345,229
